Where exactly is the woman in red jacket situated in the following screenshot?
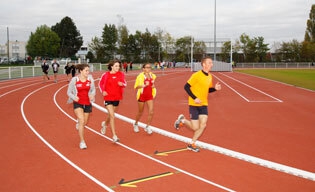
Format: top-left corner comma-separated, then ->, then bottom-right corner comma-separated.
98,60 -> 126,142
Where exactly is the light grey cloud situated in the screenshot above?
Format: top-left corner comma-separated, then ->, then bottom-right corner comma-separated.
0,0 -> 313,47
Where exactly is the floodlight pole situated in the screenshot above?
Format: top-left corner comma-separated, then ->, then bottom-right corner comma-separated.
7,27 -> 10,62
190,36 -> 194,71
230,38 -> 233,63
213,0 -> 216,61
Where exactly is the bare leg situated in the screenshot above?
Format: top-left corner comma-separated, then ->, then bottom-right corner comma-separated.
135,101 -> 145,125
54,73 -> 57,82
182,115 -> 207,143
191,115 -> 207,143
106,105 -> 117,137
74,108 -> 85,143
146,100 -> 154,127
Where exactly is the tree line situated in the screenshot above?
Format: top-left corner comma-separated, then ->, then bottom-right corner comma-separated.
26,4 -> 315,63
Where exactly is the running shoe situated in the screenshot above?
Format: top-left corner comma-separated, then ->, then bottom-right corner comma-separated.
144,126 -> 153,134
174,114 -> 185,130
187,143 -> 200,152
79,141 -> 87,149
100,121 -> 106,135
113,135 -> 120,143
133,123 -> 139,133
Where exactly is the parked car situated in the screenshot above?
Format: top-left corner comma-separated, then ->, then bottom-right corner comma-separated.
9,57 -> 25,64
0,58 -> 8,64
59,58 -> 71,64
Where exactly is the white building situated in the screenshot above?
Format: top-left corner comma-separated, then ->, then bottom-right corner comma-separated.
75,46 -> 88,63
0,40 -> 27,60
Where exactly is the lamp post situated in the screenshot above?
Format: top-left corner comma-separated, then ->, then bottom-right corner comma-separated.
213,0 -> 216,61
158,44 -> 160,62
7,27 -> 10,63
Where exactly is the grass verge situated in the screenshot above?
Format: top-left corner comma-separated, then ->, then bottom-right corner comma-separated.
234,69 -> 315,91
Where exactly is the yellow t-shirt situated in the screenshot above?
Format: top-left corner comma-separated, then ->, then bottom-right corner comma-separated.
187,70 -> 213,106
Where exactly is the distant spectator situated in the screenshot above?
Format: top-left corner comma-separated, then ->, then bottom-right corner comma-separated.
71,63 -> 76,77
41,59 -> 50,82
64,62 -> 72,82
123,61 -> 128,73
51,59 -> 60,83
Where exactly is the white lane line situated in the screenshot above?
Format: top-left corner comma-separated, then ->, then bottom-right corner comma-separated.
54,84 -> 236,192
0,79 -> 41,90
21,83 -> 114,192
92,102 -> 315,181
0,82 -> 43,98
217,72 -> 283,102
212,74 -> 250,102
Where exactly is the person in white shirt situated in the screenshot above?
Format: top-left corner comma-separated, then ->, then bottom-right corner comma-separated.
51,59 -> 60,83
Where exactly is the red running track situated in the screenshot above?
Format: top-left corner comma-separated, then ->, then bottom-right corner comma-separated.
0,68 -> 314,191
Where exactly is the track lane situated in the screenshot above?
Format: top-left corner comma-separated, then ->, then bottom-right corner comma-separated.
22,76 -> 235,191
1,69 -> 314,191
0,80 -> 106,192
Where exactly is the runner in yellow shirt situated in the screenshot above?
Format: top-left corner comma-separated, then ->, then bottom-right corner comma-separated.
174,57 -> 221,152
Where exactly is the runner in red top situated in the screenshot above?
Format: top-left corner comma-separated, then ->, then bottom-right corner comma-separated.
67,64 -> 96,149
133,63 -> 157,134
76,78 -> 92,105
98,60 -> 126,143
139,77 -> 154,101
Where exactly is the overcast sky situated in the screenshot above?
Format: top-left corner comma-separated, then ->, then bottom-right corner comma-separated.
0,0 -> 314,48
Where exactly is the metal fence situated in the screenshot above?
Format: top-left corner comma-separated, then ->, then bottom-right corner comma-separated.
234,62 -> 314,69
2,62 -> 314,80
0,63 -> 103,81
0,63 -> 145,80
192,61 -> 233,72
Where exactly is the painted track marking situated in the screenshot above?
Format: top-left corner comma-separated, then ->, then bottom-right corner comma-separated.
54,84 -> 236,192
21,83 -> 115,192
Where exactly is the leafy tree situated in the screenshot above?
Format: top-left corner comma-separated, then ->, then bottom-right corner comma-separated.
236,33 -> 251,62
175,36 -> 191,62
277,40 -> 302,62
162,32 -> 176,61
301,41 -> 315,61
193,41 -> 206,62
102,24 -> 118,61
26,25 -> 60,58
147,34 -> 159,62
254,36 -> 269,62
86,51 -> 95,62
154,27 -> 165,61
221,41 -> 232,62
88,37 -> 105,62
51,16 -> 83,58
131,31 -> 143,62
137,29 -> 159,62
305,4 -> 315,42
235,33 -> 269,62
118,25 -> 130,60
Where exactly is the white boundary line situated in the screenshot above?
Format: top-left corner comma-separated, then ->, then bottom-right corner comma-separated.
54,85 -> 235,192
213,73 -> 283,103
16,72 -> 315,192
213,74 -> 250,102
92,103 -> 315,181
0,82 -> 43,98
233,71 -> 315,93
20,83 -> 115,192
94,72 -> 314,181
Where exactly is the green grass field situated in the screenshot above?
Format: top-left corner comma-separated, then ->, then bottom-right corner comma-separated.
234,69 -> 315,91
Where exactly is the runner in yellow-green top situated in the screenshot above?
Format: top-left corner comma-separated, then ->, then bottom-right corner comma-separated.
174,56 -> 222,152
